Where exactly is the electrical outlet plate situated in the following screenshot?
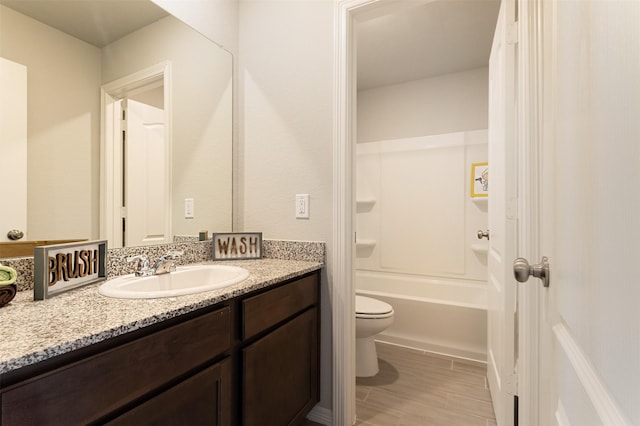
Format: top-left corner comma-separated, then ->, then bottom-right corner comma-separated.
296,194 -> 309,219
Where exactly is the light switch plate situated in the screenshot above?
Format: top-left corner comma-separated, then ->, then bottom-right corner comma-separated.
184,198 -> 194,218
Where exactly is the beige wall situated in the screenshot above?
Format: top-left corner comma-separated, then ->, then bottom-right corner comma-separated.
0,5 -> 102,241
238,0 -> 335,412
357,67 -> 489,142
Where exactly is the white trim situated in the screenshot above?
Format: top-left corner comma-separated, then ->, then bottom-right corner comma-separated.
552,323 -> 631,426
99,61 -> 172,248
334,0 -> 395,424
100,90 -> 118,247
516,0 -> 544,425
101,61 -> 170,98
333,1 -> 357,424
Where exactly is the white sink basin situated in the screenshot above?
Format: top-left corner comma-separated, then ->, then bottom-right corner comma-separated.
98,264 -> 249,299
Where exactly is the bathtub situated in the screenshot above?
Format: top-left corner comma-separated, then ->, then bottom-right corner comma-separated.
356,270 -> 488,362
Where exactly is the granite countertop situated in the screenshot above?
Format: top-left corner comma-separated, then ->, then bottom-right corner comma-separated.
0,258 -> 322,376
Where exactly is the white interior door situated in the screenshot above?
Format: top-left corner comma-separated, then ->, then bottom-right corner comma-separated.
486,0 -> 518,424
538,1 -> 640,424
124,99 -> 170,247
0,58 -> 27,242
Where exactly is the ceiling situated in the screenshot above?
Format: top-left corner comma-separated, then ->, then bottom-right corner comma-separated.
0,0 -> 168,47
356,0 -> 501,90
2,0 -> 499,89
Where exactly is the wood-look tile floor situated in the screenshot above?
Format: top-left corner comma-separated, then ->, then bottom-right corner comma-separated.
354,342 -> 496,426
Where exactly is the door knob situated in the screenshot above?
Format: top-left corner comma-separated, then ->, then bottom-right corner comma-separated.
477,230 -> 490,240
513,256 -> 550,287
6,230 -> 24,241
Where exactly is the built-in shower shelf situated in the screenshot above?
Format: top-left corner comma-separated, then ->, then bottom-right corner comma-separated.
471,197 -> 488,204
356,239 -> 376,249
356,199 -> 376,213
471,243 -> 489,255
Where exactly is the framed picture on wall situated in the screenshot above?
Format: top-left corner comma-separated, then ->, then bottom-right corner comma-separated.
471,162 -> 489,198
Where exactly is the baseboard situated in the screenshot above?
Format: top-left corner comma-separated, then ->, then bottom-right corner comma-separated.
306,405 -> 333,425
376,334 -> 487,363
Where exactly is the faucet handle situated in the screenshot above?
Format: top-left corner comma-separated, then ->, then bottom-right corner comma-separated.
153,250 -> 183,274
127,255 -> 152,276
127,254 -> 149,267
163,250 -> 184,260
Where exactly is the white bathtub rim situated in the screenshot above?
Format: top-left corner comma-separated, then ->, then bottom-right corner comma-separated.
356,269 -> 486,287
357,289 -> 486,311
356,270 -> 487,308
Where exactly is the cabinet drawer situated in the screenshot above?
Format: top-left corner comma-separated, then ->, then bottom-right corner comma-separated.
1,306 -> 230,426
242,274 -> 318,340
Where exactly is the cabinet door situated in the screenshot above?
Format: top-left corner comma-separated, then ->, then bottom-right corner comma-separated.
108,358 -> 231,426
242,308 -> 318,426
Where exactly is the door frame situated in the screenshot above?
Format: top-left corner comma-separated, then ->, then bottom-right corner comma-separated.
334,0 -> 401,423
332,0 -> 543,424
516,1 -> 544,424
100,61 -> 172,248
332,1 -> 359,423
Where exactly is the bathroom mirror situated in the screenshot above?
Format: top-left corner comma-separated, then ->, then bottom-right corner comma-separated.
0,0 -> 233,251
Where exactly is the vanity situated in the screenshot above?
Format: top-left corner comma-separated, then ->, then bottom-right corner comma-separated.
0,259 -> 321,425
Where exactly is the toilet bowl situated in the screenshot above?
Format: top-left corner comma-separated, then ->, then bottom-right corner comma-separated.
355,295 -> 394,377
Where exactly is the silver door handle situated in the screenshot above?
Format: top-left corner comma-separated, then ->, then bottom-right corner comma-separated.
6,230 -> 24,241
477,230 -> 490,240
513,256 -> 550,287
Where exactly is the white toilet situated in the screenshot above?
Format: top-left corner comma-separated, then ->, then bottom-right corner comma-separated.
355,295 -> 394,377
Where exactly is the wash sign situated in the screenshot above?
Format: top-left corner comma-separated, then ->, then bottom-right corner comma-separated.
213,233 -> 262,260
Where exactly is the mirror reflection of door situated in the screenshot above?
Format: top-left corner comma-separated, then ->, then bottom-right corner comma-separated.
121,98 -> 169,247
102,63 -> 171,249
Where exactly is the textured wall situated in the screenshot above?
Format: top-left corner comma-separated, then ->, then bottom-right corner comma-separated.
237,0 -> 334,413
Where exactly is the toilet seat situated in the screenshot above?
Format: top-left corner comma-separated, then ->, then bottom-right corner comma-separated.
356,295 -> 394,319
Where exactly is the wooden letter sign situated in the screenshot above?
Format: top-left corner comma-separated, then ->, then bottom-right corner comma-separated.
212,233 -> 262,260
34,240 -> 107,300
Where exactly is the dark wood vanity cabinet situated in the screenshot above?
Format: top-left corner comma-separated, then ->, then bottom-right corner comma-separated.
241,274 -> 319,426
0,270 -> 320,426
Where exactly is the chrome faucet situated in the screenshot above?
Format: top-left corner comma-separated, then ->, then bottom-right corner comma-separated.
152,250 -> 184,275
127,255 -> 154,277
127,250 -> 184,276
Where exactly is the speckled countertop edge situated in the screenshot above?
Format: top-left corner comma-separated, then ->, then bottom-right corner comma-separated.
0,258 -> 322,375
